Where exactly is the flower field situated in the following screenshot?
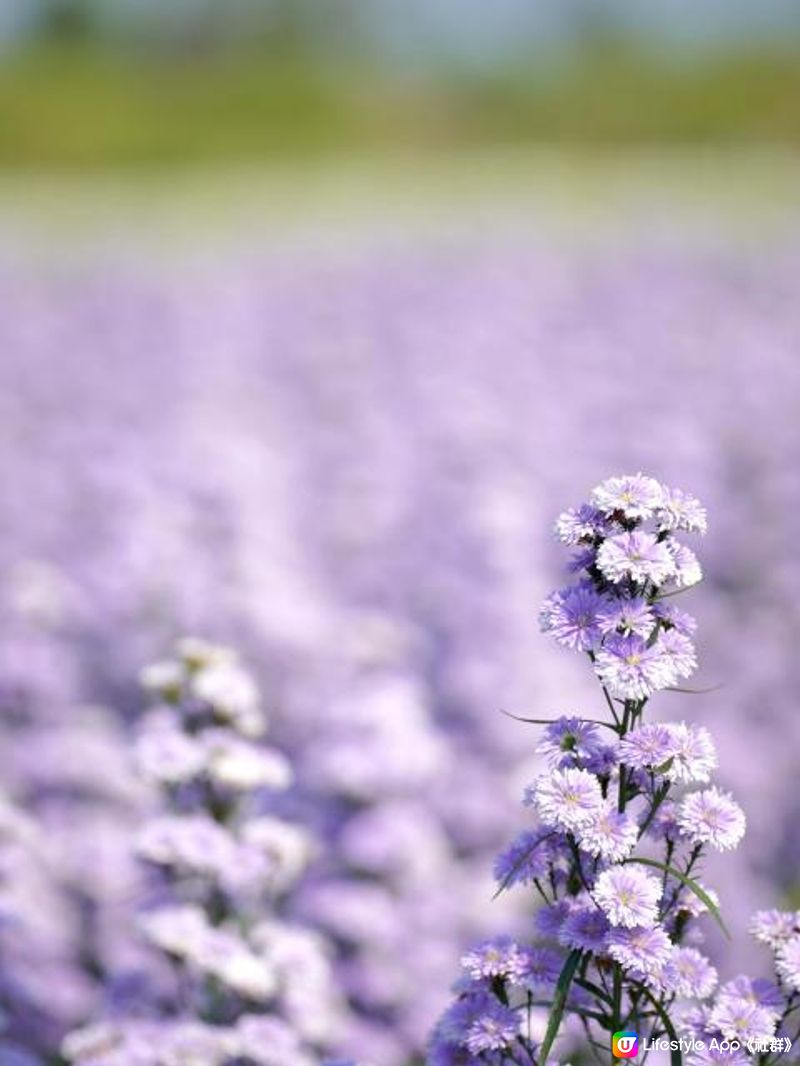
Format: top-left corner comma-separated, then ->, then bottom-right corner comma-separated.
1,197 -> 800,1064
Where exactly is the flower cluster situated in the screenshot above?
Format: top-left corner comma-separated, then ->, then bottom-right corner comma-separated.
678,911 -> 800,1059
429,479 -> 757,1065
542,474 -> 705,700
63,639 -> 344,1066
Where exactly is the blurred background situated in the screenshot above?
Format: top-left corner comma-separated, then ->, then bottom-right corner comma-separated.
2,3 -> 800,1064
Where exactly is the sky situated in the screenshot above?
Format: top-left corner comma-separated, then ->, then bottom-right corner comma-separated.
3,0 -> 800,64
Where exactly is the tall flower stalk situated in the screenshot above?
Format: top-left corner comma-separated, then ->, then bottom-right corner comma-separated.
427,476 -> 770,1066
63,638 -> 344,1066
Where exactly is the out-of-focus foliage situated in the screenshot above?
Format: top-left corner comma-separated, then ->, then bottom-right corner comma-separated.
2,41 -> 800,167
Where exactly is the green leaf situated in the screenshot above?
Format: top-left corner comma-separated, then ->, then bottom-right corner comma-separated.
625,857 -> 730,939
538,949 -> 582,1066
640,986 -> 683,1066
499,709 -> 618,731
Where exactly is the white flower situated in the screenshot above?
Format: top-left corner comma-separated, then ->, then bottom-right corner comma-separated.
139,658 -> 185,697
668,542 -> 703,588
524,768 -> 603,833
656,487 -> 708,535
134,714 -> 205,785
749,909 -> 800,948
663,947 -> 718,999
135,814 -> 236,875
678,788 -> 746,851
596,532 -> 676,586
241,817 -> 313,889
202,730 -> 293,792
191,661 -> 265,737
62,1022 -> 124,1062
196,929 -> 278,1001
607,925 -> 673,980
657,631 -> 697,682
176,637 -> 237,669
591,474 -> 664,520
708,999 -> 777,1044
594,866 -> 662,928
663,722 -> 717,784
138,904 -> 210,958
775,936 -> 800,992
575,801 -> 638,862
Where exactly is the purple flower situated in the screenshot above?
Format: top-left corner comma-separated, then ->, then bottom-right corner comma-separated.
591,474 -> 664,520
708,999 -> 777,1044
492,828 -> 554,888
593,866 -> 662,928
678,788 -> 746,851
775,936 -> 800,992
667,542 -> 703,588
594,633 -> 675,699
618,723 -> 676,771
517,946 -> 565,990
664,722 -> 717,784
575,801 -> 638,862
554,504 -> 610,545
716,976 -> 784,1015
596,531 -> 676,586
749,909 -> 800,948
524,767 -> 603,833
464,1000 -> 519,1053
597,596 -> 655,639
540,585 -> 605,652
536,716 -> 604,769
461,937 -> 529,983
558,905 -> 610,954
657,630 -> 697,682
534,900 -> 572,939
607,925 -> 673,981
656,487 -> 708,535
664,948 -> 718,999
652,602 -> 698,636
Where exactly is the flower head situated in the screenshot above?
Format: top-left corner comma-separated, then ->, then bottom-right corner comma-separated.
540,585 -> 605,652
576,802 -> 638,862
597,596 -> 655,639
493,828 -> 555,888
668,542 -> 703,588
664,948 -> 718,999
558,905 -> 610,954
653,602 -> 698,636
618,723 -> 676,771
775,936 -> 800,993
461,937 -> 529,984
518,946 -> 566,990
555,504 -> 610,545
591,474 -> 664,520
678,788 -> 746,851
664,723 -> 717,784
596,531 -> 676,586
536,716 -> 604,769
525,768 -> 603,833
464,1000 -> 520,1053
716,976 -> 784,1016
656,487 -> 707,535
594,634 -> 675,700
594,866 -> 662,928
657,630 -> 697,682
749,909 -> 800,948
607,925 -> 673,980
708,999 -> 777,1044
